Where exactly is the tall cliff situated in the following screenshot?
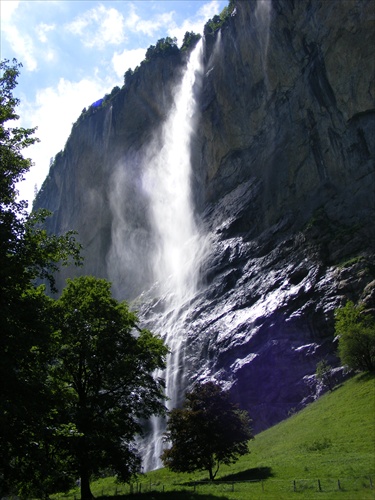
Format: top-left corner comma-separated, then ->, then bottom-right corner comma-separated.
35,0 -> 375,445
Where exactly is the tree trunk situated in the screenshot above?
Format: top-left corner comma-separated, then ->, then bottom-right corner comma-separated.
80,463 -> 94,500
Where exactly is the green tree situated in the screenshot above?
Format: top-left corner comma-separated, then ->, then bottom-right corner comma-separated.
316,359 -> 334,391
335,301 -> 375,372
161,382 -> 253,481
145,37 -> 179,61
51,276 -> 168,500
0,59 -> 81,496
180,32 -> 201,52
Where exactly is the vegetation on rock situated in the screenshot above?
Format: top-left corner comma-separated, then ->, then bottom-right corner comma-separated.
180,31 -> 202,52
315,359 -> 335,391
335,300 -> 375,373
203,0 -> 235,36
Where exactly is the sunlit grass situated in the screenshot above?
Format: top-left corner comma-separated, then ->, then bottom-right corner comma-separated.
53,373 -> 375,499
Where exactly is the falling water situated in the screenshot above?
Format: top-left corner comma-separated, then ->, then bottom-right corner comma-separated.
141,39 -> 206,471
144,41 -> 204,303
254,0 -> 271,75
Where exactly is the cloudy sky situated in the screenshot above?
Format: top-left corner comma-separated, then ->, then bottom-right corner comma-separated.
1,0 -> 227,208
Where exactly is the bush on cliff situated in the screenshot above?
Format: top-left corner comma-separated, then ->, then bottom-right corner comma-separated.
335,300 -> 375,372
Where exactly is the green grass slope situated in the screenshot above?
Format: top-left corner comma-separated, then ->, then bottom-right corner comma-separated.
56,373 -> 375,500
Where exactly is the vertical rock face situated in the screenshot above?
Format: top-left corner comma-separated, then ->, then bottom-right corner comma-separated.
35,0 -> 375,433
36,52 -> 185,298
197,0 -> 374,226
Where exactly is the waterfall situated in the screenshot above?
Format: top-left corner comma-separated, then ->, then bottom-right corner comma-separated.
255,0 -> 271,75
140,39 -> 206,471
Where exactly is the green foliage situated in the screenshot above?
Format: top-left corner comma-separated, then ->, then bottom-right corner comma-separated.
180,32 -> 201,52
203,1 -> 235,37
101,86 -> 121,108
204,15 -> 222,36
337,255 -> 365,269
335,301 -> 375,372
0,58 -> 81,497
161,382 -> 253,481
315,359 -> 334,391
145,37 -> 179,62
0,285 -> 74,498
0,60 -> 39,208
50,276 -> 169,499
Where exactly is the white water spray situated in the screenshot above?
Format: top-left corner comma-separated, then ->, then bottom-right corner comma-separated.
141,40 -> 207,470
255,0 -> 271,75
144,41 -> 204,303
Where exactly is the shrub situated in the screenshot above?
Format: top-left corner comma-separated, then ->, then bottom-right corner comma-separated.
335,301 -> 375,372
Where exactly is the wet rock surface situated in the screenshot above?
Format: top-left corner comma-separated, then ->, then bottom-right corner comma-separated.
137,178 -> 374,431
35,0 -> 375,432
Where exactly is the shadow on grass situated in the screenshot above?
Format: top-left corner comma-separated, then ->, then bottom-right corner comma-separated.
355,372 -> 375,382
175,466 -> 273,487
97,493 -> 230,500
219,466 -> 273,482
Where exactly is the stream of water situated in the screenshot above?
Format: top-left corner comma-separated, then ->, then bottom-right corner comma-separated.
141,39 -> 207,471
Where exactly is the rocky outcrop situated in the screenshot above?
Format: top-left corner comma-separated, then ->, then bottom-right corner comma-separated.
35,0 -> 375,434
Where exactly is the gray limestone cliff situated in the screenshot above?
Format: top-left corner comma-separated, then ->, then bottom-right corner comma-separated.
35,0 -> 375,434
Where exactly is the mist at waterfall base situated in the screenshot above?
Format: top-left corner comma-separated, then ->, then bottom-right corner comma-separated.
107,40 -> 209,471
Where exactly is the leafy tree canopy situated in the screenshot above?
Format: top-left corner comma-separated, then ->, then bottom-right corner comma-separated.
181,32 -> 201,52
335,301 -> 375,373
51,275 -> 169,499
161,381 -> 253,481
203,0 -> 235,37
0,58 -> 81,497
145,37 -> 179,62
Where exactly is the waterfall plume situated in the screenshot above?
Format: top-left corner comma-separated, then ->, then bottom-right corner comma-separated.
141,39 -> 207,471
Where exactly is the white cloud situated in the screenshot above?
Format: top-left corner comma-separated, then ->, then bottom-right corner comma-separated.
198,0 -> 222,20
66,4 -> 125,49
131,11 -> 176,37
112,48 -> 146,77
168,0 -> 222,44
36,22 -> 56,43
2,24 -> 38,71
17,75 -> 116,206
2,1 -> 37,71
1,0 -> 20,22
124,3 -> 141,30
44,49 -> 56,63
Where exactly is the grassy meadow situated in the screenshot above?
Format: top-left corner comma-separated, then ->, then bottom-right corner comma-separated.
54,373 -> 375,500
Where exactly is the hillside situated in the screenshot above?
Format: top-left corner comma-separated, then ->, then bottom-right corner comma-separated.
57,373 -> 375,499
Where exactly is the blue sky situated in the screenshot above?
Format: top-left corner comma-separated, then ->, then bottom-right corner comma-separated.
1,0 -> 227,207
